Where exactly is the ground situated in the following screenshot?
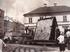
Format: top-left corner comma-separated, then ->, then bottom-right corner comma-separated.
3,44 -> 70,52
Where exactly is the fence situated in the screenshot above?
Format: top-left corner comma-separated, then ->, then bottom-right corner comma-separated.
3,44 -> 59,52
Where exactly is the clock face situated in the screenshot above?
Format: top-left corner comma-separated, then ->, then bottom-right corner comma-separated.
34,19 -> 53,40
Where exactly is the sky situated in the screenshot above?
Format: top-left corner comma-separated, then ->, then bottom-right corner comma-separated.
0,0 -> 70,24
0,0 -> 44,24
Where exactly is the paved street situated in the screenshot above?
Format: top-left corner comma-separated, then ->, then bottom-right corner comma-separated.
65,48 -> 70,52
45,47 -> 70,52
39,47 -> 70,52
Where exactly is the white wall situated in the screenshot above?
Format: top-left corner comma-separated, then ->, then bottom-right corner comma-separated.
24,14 -> 70,24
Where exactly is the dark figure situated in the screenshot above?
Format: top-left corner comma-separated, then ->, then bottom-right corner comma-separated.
25,27 -> 29,35
55,27 -> 60,43
56,27 -> 60,39
22,27 -> 30,44
3,37 -> 10,43
28,29 -> 35,40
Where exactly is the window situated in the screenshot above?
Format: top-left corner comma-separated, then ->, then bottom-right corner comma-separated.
40,16 -> 43,20
29,18 -> 32,23
63,16 -> 67,22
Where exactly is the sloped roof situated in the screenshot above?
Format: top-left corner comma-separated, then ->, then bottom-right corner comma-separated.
24,6 -> 70,17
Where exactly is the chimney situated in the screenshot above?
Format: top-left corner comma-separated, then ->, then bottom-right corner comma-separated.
44,3 -> 47,7
54,3 -> 57,6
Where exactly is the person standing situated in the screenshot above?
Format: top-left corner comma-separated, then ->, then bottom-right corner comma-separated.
57,32 -> 65,52
66,30 -> 70,50
4,30 -> 12,43
0,36 -> 6,52
55,26 -> 60,41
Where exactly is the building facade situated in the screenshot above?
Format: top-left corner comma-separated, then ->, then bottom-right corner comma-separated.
24,6 -> 70,31
0,9 -> 4,36
4,16 -> 24,36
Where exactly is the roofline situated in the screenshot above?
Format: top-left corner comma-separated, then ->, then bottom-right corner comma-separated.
24,11 -> 70,17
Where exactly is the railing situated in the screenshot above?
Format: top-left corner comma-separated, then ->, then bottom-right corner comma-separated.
3,44 -> 59,52
13,46 -> 40,52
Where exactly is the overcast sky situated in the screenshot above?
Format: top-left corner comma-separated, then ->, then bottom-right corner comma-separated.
0,0 -> 70,23
0,0 -> 44,23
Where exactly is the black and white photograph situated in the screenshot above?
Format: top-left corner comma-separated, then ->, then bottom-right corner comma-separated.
0,0 -> 70,52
